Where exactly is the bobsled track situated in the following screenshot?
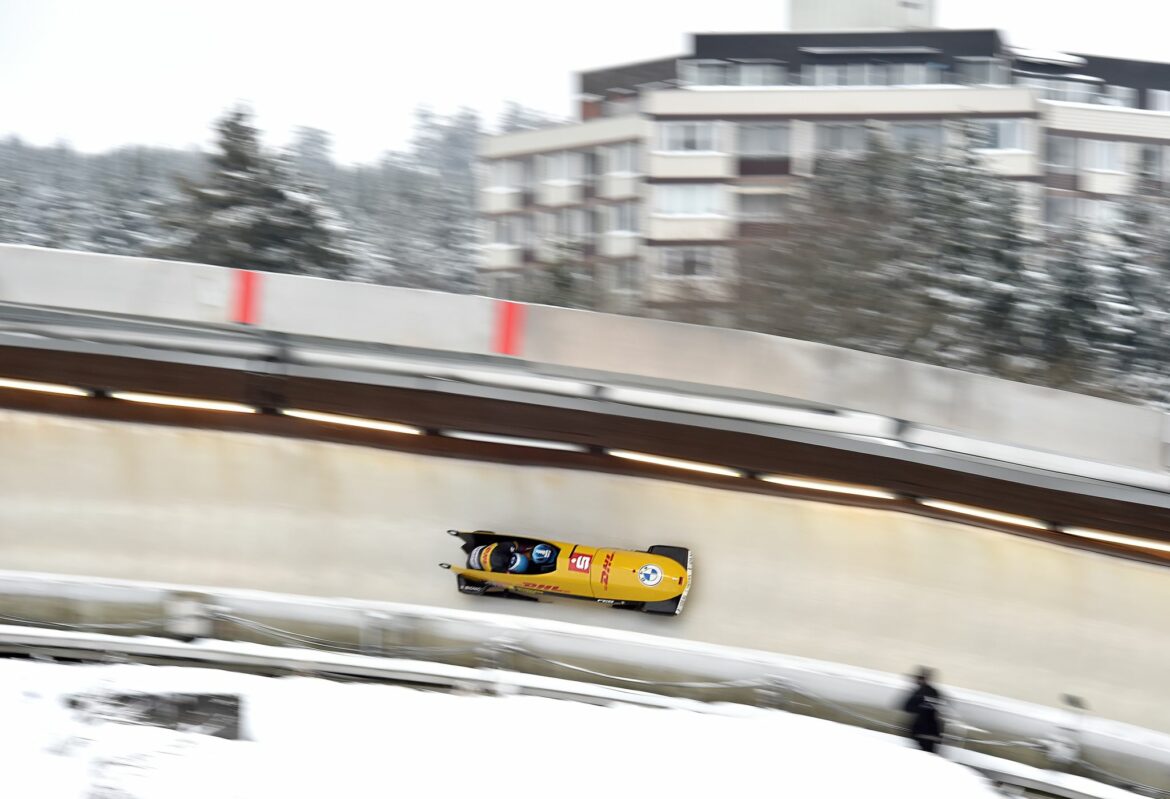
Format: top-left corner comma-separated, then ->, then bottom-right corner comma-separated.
4,406 -> 1170,739
3,242 -> 1170,763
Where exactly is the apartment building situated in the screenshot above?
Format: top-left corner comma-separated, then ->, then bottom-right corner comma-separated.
478,4 -> 1170,319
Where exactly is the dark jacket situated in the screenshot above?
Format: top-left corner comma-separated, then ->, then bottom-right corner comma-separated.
903,683 -> 945,743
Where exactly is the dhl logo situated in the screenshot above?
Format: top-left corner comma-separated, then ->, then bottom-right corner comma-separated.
599,552 -> 615,591
522,582 -> 566,592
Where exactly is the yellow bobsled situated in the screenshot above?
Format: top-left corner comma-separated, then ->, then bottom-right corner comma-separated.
439,530 -> 692,615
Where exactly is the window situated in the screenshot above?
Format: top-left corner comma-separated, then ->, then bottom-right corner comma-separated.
609,202 -> 639,232
690,60 -> 730,86
1064,81 -> 1098,104
542,209 -> 585,239
492,216 -> 519,245
659,247 -> 721,278
1101,85 -> 1137,108
1044,135 -> 1078,173
582,150 -> 600,180
737,123 -> 790,156
738,193 -> 787,222
539,152 -> 582,182
806,62 -> 941,86
1148,89 -> 1170,112
613,259 -> 640,292
489,159 -> 521,189
1139,144 -> 1170,181
888,63 -> 932,85
1045,194 -> 1077,227
976,119 -> 1026,150
958,58 -> 1007,85
683,59 -> 786,86
558,209 -> 587,239
1083,139 -> 1125,172
1017,76 -> 1048,95
659,122 -> 719,152
817,123 -> 868,155
653,184 -> 725,216
807,64 -> 847,86
607,142 -> 640,174
1020,77 -> 1097,103
736,62 -> 786,86
890,122 -> 944,153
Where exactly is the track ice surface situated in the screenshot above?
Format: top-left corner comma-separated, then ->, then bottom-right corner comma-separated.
5,409 -> 1170,731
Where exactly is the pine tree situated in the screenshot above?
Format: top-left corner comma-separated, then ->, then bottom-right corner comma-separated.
498,102 -> 559,133
973,181 -> 1038,378
1102,192 -> 1169,402
897,126 -> 999,368
1034,230 -> 1114,390
159,107 -> 351,278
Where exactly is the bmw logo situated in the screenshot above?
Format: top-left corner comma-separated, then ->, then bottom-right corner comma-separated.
637,564 -> 663,587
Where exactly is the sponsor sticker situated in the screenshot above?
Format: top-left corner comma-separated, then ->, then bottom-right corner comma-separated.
638,563 -> 663,587
568,552 -> 593,573
599,552 -> 615,590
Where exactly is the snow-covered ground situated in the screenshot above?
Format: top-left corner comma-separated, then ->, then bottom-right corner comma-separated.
1,659 -> 1001,798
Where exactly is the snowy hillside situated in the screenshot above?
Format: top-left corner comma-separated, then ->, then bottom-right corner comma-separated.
1,659 -> 1000,799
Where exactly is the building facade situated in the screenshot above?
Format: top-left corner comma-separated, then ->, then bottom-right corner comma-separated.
478,26 -> 1170,320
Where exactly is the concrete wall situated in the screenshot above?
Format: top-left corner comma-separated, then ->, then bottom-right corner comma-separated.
521,307 -> 1166,470
2,408 -> 1169,734
0,244 -> 1166,471
260,275 -> 497,354
0,245 -> 235,325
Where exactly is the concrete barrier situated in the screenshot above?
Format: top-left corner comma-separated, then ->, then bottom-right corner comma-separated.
1,244 -> 1165,472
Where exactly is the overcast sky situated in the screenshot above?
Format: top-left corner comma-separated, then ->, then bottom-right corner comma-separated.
1,0 -> 1168,164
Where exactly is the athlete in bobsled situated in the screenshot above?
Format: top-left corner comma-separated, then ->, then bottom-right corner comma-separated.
466,541 -> 557,575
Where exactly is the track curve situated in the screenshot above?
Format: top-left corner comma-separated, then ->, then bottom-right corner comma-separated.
3,408 -> 1169,733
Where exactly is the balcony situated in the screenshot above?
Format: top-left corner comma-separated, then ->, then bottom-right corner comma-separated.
599,173 -> 641,200
483,244 -> 523,270
976,150 -> 1038,178
536,181 -> 583,207
480,187 -> 523,215
646,215 -> 734,241
647,152 -> 735,180
1080,170 -> 1131,195
644,86 -> 1035,119
599,232 -> 640,258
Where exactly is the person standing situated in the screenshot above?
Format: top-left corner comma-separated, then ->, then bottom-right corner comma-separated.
901,667 -> 946,753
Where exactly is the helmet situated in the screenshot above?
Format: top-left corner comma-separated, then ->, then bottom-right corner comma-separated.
508,552 -> 530,573
532,544 -> 555,565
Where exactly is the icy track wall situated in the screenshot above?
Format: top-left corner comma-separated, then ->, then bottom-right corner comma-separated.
4,409 -> 1170,734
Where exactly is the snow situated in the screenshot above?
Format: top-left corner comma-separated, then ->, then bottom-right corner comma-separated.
1,659 -> 1001,799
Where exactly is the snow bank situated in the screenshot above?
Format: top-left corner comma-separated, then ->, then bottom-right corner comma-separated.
1,659 -> 999,798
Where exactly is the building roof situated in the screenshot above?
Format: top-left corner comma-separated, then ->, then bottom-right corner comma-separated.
691,29 -> 1006,62
579,57 -> 679,97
